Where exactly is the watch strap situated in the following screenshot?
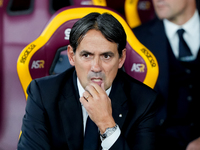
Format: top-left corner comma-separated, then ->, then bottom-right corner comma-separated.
100,124 -> 118,141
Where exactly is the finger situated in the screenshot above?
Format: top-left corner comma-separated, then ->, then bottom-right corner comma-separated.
91,83 -> 106,96
83,91 -> 92,100
85,95 -> 90,100
80,96 -> 88,105
101,82 -> 105,91
87,83 -> 105,95
85,84 -> 99,96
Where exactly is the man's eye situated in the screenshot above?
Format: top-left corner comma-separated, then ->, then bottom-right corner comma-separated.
104,54 -> 111,59
82,53 -> 90,57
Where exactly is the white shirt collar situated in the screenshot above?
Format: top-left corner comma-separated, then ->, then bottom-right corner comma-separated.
163,10 -> 200,59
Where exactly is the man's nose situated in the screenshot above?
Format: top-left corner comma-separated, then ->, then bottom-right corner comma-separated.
91,57 -> 102,72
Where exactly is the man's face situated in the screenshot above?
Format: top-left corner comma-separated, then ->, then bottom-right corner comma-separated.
67,29 -> 126,90
153,0 -> 190,22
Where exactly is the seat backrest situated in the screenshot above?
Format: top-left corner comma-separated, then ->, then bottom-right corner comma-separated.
124,0 -> 155,28
17,5 -> 159,99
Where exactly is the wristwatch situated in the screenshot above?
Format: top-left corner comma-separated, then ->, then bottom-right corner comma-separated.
100,124 -> 118,141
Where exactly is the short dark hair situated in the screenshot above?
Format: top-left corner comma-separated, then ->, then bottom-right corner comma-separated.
69,12 -> 127,57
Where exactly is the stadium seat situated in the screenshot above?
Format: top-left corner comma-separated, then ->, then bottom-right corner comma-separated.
124,0 -> 155,28
17,5 -> 159,100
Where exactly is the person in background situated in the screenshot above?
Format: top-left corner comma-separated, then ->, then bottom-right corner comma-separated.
17,12 -> 159,150
133,0 -> 200,149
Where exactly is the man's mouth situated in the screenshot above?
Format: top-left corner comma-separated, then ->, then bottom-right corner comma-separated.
91,78 -> 103,86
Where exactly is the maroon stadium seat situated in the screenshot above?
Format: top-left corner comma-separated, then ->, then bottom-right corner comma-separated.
17,5 -> 159,100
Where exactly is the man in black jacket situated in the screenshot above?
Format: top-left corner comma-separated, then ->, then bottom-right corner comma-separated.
18,12 -> 159,150
133,0 -> 200,149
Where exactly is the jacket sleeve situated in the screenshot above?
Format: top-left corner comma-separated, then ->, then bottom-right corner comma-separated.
17,80 -> 51,150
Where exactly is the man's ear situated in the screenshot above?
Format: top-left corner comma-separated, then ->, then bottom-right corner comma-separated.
118,48 -> 126,68
67,45 -> 75,66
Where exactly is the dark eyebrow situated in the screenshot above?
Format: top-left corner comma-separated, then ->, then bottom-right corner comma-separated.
79,50 -> 93,56
101,51 -> 115,56
79,50 -> 115,56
